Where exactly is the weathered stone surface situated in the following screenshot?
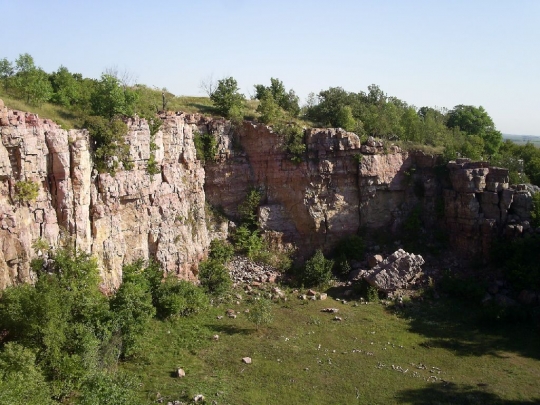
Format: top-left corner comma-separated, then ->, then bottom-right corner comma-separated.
0,103 -> 210,290
364,249 -> 424,292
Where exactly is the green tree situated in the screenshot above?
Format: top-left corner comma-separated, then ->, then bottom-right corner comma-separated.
110,280 -> 155,357
254,78 -> 300,117
256,90 -> 282,124
335,105 -> 357,132
198,259 -> 232,296
301,250 -> 334,287
12,54 -> 52,105
0,343 -> 54,405
50,65 -> 81,107
91,74 -> 138,119
446,105 -> 502,156
0,57 -> 14,90
210,77 -> 245,119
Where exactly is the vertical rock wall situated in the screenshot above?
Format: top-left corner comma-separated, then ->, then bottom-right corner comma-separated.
0,100 -> 212,290
0,97 -> 536,289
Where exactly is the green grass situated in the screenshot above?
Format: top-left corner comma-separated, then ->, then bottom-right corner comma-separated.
0,91 -> 80,129
0,89 -> 263,128
122,289 -> 540,405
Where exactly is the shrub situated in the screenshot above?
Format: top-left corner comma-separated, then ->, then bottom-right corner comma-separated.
247,298 -> 273,330
301,250 -> 334,288
14,180 -> 39,203
531,192 -> 540,228
154,278 -> 208,319
0,343 -> 54,405
194,131 -> 218,163
334,235 -> 364,262
110,280 -> 155,358
238,188 -> 262,228
210,77 -> 245,119
85,116 -> 131,175
333,235 -> 364,279
208,239 -> 234,264
233,226 -> 264,258
198,259 -> 231,296
438,269 -> 487,303
275,122 -> 305,163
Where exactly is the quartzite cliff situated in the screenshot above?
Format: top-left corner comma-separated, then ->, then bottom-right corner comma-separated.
0,100 -> 535,290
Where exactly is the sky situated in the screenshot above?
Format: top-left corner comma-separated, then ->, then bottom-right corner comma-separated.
1,0 -> 539,135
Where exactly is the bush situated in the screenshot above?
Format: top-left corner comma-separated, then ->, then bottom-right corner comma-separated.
491,236 -> 540,291
531,192 -> 540,228
275,122 -> 305,163
333,235 -> 364,279
438,269 -> 487,303
14,180 -> 39,203
194,131 -> 218,163
154,278 -> 208,319
85,116 -> 131,174
210,77 -> 245,119
110,280 -> 155,358
198,259 -> 232,296
301,250 -> 334,288
238,189 -> 262,228
233,225 -> 264,258
208,239 -> 235,263
247,298 -> 273,330
334,235 -> 364,262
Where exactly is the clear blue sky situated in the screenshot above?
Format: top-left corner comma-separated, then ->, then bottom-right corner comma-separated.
2,0 -> 539,135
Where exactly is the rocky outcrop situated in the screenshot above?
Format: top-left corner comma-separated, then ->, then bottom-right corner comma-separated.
363,249 -> 425,292
444,158 -> 536,258
1,97 -> 536,290
0,101 -> 213,290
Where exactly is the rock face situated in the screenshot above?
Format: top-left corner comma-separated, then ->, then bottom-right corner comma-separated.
204,125 -> 430,255
444,159 -> 535,258
0,99 -> 536,290
364,249 -> 425,292
0,102 -> 213,290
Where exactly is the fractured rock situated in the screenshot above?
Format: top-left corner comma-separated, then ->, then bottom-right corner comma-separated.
364,249 -> 424,292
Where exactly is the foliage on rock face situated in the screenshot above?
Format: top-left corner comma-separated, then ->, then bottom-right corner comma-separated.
301,249 -> 334,287
238,188 -> 262,229
84,116 -> 131,174
273,122 -> 306,163
14,180 -> 39,203
194,131 -> 218,163
210,77 -> 245,119
531,192 -> 540,229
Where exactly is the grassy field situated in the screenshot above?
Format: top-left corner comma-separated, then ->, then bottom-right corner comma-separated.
122,288 -> 540,405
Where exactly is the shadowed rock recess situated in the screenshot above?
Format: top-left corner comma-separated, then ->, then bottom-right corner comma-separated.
0,100 -> 535,289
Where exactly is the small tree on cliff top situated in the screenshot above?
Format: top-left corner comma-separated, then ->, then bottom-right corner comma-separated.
210,77 -> 245,120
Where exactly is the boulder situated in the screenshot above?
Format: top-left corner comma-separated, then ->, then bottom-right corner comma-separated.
363,249 -> 424,292
368,254 -> 383,268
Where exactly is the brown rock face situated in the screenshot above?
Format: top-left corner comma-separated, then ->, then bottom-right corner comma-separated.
0,99 -> 535,289
0,104 -> 211,290
444,159 -> 538,258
